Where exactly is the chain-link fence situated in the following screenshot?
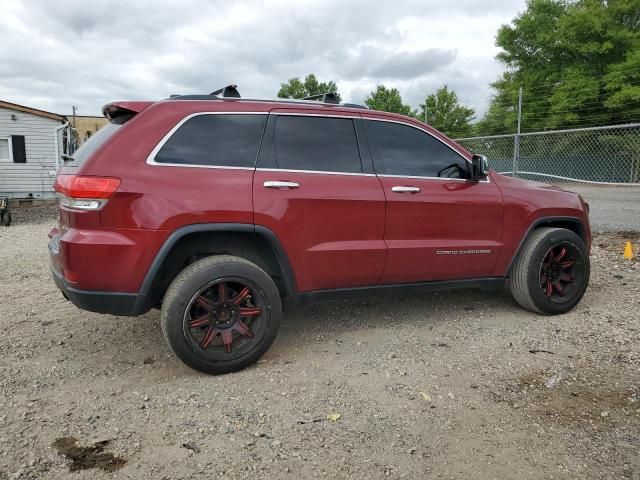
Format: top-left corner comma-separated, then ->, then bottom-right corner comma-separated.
456,123 -> 640,232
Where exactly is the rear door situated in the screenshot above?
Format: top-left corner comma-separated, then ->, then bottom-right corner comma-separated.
364,116 -> 504,284
253,110 -> 386,292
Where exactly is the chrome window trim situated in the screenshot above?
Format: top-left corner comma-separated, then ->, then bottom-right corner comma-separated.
378,173 -> 491,184
145,111 -> 487,184
256,167 -> 376,177
145,111 -> 268,168
256,168 -> 490,183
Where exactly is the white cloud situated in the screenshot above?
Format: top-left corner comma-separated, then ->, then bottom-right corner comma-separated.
0,0 -> 525,117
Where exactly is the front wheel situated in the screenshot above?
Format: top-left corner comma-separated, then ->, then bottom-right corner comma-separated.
509,227 -> 589,315
161,255 -> 282,374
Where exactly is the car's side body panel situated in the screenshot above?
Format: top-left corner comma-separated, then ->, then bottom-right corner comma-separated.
377,175 -> 504,283
490,174 -> 591,276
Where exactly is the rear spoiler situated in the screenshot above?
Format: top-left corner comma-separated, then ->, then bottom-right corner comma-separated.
102,101 -> 153,121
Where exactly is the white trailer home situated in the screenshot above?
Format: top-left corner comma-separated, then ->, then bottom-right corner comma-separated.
0,100 -> 69,200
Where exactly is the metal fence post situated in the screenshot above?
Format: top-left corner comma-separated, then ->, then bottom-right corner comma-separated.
512,86 -> 523,178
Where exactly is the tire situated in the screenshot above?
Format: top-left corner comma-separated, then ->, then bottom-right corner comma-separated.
509,227 -> 589,315
161,255 -> 282,374
1,211 -> 11,226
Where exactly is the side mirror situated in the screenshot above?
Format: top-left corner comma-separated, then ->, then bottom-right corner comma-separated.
470,154 -> 489,181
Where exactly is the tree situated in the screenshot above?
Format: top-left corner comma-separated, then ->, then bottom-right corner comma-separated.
364,85 -> 415,116
277,74 -> 341,101
416,86 -> 475,138
476,0 -> 640,135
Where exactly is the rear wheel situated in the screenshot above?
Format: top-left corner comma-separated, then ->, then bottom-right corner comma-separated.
509,227 -> 589,315
161,255 -> 281,374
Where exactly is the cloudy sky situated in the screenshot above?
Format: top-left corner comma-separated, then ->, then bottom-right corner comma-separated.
1,0 -> 525,118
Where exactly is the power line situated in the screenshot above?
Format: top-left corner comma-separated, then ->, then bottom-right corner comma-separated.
519,117 -> 640,132
464,84 -> 640,119
520,104 -> 640,120
494,66 -> 640,96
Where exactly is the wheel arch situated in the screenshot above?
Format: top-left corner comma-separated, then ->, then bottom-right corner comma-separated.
135,224 -> 296,313
505,216 -> 587,277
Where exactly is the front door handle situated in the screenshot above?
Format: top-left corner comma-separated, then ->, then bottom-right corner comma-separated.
391,186 -> 421,193
263,181 -> 300,189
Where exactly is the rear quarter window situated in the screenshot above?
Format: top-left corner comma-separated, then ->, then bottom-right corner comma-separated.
154,114 -> 267,168
66,122 -> 122,167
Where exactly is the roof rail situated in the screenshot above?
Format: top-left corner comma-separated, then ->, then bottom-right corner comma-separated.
167,84 -> 368,109
341,103 -> 368,110
303,92 -> 340,104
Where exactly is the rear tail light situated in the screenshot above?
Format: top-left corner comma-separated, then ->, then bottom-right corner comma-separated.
54,174 -> 121,210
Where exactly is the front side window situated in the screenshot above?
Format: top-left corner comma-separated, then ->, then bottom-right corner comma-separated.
155,114 -> 267,167
271,116 -> 362,173
365,120 -> 468,178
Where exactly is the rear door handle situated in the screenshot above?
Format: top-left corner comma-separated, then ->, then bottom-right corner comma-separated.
263,181 -> 300,189
391,186 -> 421,193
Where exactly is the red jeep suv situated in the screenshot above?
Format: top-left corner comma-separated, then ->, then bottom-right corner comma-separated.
49,86 -> 591,374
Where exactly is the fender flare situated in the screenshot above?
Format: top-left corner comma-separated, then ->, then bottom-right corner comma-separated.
133,223 -> 297,313
504,216 -> 587,276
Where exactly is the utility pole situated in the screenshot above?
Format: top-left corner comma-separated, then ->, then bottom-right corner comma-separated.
423,103 -> 428,124
512,86 -> 523,178
70,106 -> 78,155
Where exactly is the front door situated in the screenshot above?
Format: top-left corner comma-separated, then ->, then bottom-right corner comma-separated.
253,110 -> 387,292
363,116 -> 504,284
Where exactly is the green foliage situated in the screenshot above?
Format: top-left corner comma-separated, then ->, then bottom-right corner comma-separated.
277,74 -> 341,101
477,0 -> 640,135
416,86 -> 475,137
364,85 -> 416,116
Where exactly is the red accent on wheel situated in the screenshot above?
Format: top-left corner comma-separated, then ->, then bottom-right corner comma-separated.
232,287 -> 250,305
217,283 -> 228,302
189,315 -> 209,328
185,279 -> 265,356
220,330 -> 233,353
200,328 -> 215,349
539,243 -> 580,301
234,320 -> 255,338
239,307 -> 262,317
196,296 -> 213,310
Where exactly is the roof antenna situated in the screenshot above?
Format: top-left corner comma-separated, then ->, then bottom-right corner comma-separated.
210,85 -> 241,98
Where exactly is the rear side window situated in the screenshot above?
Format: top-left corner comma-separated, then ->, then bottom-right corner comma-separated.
271,116 -> 362,173
155,114 -> 266,167
365,120 -> 468,178
67,123 -> 122,167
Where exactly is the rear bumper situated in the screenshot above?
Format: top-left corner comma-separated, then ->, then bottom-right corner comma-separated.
47,224 -> 162,316
51,264 -> 145,316
49,229 -> 148,316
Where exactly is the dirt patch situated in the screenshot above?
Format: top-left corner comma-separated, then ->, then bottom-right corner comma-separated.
495,369 -> 639,428
53,437 -> 126,472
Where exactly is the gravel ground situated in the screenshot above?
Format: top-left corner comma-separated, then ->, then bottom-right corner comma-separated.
0,206 -> 639,480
